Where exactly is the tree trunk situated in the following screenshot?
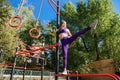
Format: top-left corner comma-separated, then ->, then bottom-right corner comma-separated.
94,33 -> 100,61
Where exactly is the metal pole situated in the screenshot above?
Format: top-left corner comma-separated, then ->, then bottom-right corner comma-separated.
30,71 -> 32,80
0,68 -> 3,79
76,71 -> 78,80
10,47 -> 18,80
0,49 -> 3,63
55,0 -> 60,80
66,70 -> 70,80
41,37 -> 45,80
41,56 -> 44,80
23,58 -> 28,80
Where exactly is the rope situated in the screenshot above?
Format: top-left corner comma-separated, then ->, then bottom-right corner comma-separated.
17,0 -> 25,15
8,0 -> 25,28
29,0 -> 43,38
35,0 -> 43,26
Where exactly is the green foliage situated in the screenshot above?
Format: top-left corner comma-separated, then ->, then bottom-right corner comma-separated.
0,0 -> 18,63
18,7 -> 40,45
61,2 -> 78,33
1,0 -> 120,72
19,20 -> 42,45
60,0 -> 120,72
44,21 -> 56,44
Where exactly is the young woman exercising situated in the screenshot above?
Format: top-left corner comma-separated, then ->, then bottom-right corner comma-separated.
57,20 -> 98,74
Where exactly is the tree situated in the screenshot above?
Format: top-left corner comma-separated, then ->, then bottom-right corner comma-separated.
17,6 -> 41,46
0,0 -> 18,63
60,0 -> 120,72
61,2 -> 78,34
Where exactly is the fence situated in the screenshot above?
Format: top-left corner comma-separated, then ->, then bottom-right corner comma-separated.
0,68 -> 55,80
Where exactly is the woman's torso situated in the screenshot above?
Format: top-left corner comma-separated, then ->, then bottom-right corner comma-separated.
57,28 -> 68,40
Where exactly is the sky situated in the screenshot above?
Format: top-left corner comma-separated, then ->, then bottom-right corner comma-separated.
8,0 -> 120,26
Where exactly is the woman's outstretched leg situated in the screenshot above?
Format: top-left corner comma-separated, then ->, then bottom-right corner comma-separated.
69,20 -> 98,44
68,26 -> 91,44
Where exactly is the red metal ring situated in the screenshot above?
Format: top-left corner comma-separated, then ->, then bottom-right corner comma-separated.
8,15 -> 22,28
29,27 -> 40,38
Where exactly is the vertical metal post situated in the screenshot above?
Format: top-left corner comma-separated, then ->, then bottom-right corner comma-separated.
10,47 -> 18,80
0,68 -> 3,79
55,0 -> 60,80
66,70 -> 70,80
41,57 -> 44,80
0,49 -> 3,63
76,71 -> 78,80
41,56 -> 44,80
23,58 -> 28,80
30,71 -> 32,80
41,37 -> 45,80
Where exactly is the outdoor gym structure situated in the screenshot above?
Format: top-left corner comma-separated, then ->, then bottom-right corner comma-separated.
48,0 -> 120,80
7,0 -> 120,80
8,0 -> 25,28
9,43 -> 59,80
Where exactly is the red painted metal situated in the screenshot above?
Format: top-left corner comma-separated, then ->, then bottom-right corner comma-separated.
111,74 -> 120,80
55,74 -> 119,80
48,0 -> 59,14
8,15 -> 22,28
29,27 -> 41,38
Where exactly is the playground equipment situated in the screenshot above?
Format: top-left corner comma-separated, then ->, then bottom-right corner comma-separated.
10,43 -> 59,80
29,0 -> 43,38
48,0 -> 60,80
8,0 -> 25,28
15,43 -> 59,55
48,0 -> 120,80
55,73 -> 120,80
0,64 -> 42,70
29,27 -> 41,38
7,0 -> 120,80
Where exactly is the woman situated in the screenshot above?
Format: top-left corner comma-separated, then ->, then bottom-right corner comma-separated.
57,20 -> 98,74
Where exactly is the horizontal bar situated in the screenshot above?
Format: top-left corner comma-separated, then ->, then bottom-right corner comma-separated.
55,74 -> 118,80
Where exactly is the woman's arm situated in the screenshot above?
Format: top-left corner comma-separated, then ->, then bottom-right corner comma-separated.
66,29 -> 72,37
